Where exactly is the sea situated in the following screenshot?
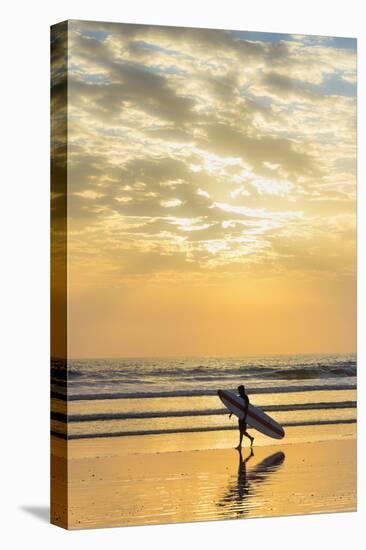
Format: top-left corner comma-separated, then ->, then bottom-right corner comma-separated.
51,353 -> 357,441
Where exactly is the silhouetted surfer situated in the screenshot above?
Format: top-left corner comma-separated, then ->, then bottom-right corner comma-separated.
230,385 -> 254,449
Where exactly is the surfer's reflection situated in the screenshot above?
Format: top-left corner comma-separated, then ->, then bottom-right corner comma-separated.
235,447 -> 254,502
217,449 -> 285,518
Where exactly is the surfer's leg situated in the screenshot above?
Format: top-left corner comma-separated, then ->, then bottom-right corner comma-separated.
243,430 -> 254,447
236,419 -> 244,449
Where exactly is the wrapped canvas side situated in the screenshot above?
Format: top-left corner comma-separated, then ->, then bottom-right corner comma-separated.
50,20 -> 69,529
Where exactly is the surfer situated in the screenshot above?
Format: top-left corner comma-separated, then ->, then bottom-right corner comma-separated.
229,385 -> 254,449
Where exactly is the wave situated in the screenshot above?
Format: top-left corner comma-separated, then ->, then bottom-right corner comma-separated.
51,356 -> 357,386
51,383 -> 356,401
51,400 -> 356,423
51,418 -> 357,440
144,363 -> 357,381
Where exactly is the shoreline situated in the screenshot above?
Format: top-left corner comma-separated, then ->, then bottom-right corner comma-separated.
52,422 -> 356,457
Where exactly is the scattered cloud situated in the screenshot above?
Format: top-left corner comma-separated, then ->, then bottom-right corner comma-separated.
57,20 -> 356,283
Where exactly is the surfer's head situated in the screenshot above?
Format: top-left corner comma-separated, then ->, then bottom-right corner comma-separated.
238,385 -> 246,397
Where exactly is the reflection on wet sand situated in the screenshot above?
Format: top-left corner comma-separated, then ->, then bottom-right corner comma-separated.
61,435 -> 355,528
218,449 -> 286,518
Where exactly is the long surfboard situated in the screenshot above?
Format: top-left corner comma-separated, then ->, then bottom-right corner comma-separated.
218,389 -> 285,440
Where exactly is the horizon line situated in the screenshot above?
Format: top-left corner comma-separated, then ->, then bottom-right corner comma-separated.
52,350 -> 357,361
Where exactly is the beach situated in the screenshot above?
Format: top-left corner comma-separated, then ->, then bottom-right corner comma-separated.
51,423 -> 356,529
51,353 -> 356,528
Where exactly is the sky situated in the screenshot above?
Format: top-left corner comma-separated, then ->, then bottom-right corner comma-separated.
54,21 -> 356,358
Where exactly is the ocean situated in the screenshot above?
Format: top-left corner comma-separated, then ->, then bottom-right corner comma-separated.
51,353 -> 356,442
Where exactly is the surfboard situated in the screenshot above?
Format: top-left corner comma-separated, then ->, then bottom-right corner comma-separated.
217,389 -> 285,440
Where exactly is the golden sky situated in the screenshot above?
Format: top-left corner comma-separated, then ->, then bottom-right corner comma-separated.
56,21 -> 356,358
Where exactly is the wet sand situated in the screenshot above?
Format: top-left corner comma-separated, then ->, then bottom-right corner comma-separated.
51,424 -> 356,529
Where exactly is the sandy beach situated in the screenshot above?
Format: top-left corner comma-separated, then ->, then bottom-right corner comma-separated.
51,423 -> 356,529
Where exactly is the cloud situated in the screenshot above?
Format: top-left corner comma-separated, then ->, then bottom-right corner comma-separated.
201,122 -> 318,177
62,20 -> 356,282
